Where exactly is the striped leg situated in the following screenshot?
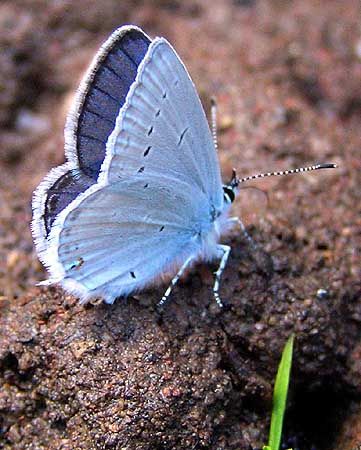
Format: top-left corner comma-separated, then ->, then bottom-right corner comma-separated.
213,244 -> 231,308
158,255 -> 194,308
227,216 -> 258,250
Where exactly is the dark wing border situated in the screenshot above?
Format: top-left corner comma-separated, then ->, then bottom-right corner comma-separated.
65,26 -> 151,179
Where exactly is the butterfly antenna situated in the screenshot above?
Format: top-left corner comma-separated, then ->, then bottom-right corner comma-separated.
235,163 -> 337,185
210,97 -> 218,152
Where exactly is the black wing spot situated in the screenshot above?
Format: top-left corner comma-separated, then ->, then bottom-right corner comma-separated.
143,146 -> 151,156
178,127 -> 189,146
155,109 -> 161,117
162,92 -> 167,99
70,257 -> 84,270
143,183 -> 149,188
138,166 -> 145,173
130,271 -> 136,279
159,226 -> 165,232
147,126 -> 153,136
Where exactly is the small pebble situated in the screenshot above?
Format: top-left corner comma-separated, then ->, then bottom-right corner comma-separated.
6,250 -> 21,270
316,288 -> 329,299
355,39 -> 361,59
15,109 -> 49,134
219,115 -> 234,131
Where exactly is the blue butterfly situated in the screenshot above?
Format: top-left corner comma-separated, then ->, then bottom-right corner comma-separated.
31,25 -> 335,306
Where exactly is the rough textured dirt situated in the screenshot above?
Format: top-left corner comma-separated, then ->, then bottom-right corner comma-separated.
0,1 -> 360,449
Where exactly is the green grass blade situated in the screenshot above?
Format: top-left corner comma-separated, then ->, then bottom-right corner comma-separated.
267,334 -> 295,450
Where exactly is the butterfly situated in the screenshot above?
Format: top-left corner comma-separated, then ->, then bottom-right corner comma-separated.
31,25 -> 335,307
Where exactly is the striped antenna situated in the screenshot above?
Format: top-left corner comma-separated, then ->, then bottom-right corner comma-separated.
210,97 -> 218,152
234,163 -> 337,186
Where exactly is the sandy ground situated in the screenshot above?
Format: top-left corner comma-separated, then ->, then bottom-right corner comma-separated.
0,1 -> 360,449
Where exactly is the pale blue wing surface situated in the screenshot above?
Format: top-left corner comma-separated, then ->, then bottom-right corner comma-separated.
52,174 -> 212,303
106,38 -> 224,211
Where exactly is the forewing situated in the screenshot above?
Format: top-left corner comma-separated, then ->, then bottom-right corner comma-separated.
105,38 -> 224,210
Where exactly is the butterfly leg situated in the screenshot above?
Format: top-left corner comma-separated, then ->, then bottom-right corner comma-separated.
158,255 -> 194,308
213,244 -> 231,308
227,216 -> 258,250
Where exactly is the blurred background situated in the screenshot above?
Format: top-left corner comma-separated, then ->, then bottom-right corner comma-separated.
0,1 -> 360,449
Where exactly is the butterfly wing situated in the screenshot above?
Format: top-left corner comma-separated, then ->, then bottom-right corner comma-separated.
43,175 -> 211,303
104,38 -> 224,210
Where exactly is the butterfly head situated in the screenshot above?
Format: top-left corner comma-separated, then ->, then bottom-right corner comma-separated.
222,168 -> 239,205
221,163 -> 338,206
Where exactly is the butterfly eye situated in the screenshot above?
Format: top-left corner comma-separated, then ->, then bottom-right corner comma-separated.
223,186 -> 235,204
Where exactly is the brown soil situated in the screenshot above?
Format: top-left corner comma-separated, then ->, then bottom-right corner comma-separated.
0,1 -> 360,449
